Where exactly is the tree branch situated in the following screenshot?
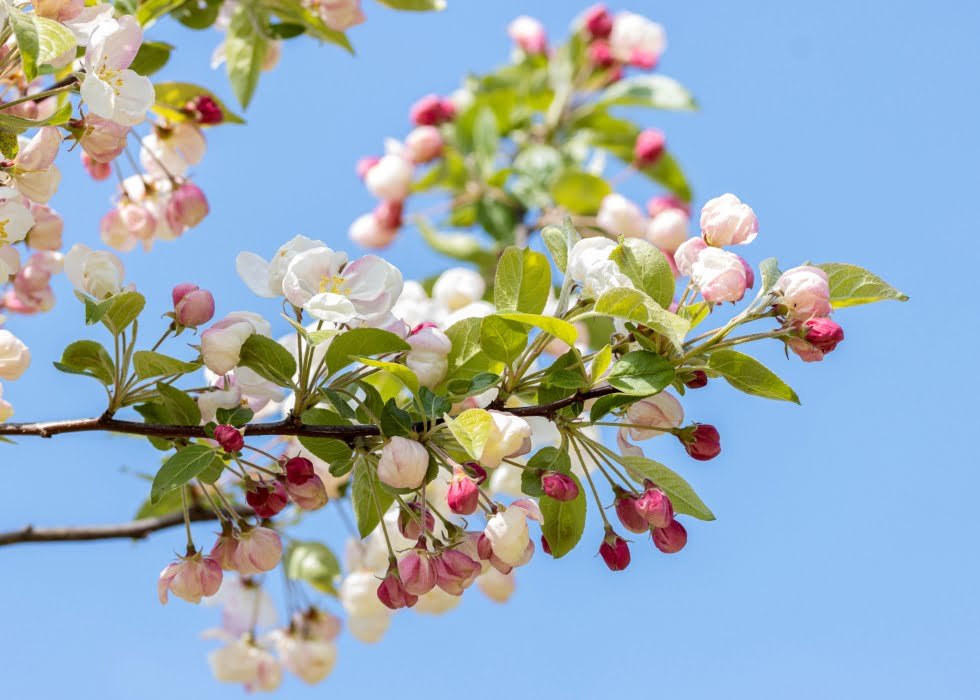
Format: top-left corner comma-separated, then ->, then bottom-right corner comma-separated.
0,386 -> 623,441
0,504 -> 245,547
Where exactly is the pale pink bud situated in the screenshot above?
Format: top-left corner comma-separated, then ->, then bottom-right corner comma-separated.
246,480 -> 289,518
508,15 -> 548,55
484,506 -> 530,567
158,552 -> 223,604
81,151 -> 112,180
284,474 -> 329,510
673,237 -> 707,277
374,199 -> 403,230
625,392 -> 683,440
646,208 -> 689,254
209,531 -> 239,570
355,156 -> 380,180
377,436 -> 428,490
406,324 -> 451,388
404,125 -> 443,164
397,546 -> 438,596
789,316 -> 844,363
597,193 -> 647,239
647,194 -> 691,218
700,193 -> 758,247
74,115 -> 128,163
588,40 -> 616,68
434,548 -> 482,595
775,265 -> 832,320
364,154 -> 413,201
599,531 -> 630,571
0,330 -> 31,381
410,94 -> 456,127
296,607 -> 342,641
691,247 -> 749,303
349,213 -> 397,249
172,283 -> 215,327
397,500 -> 434,539
634,128 -> 665,166
609,12 -> 665,68
652,520 -> 688,553
166,181 -> 209,232
541,471 -> 579,501
25,204 -> 63,250
635,485 -> 673,528
232,526 -> 283,575
447,467 -> 480,515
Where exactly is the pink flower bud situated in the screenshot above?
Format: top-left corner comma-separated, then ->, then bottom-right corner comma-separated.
434,548 -> 482,595
613,489 -> 649,534
81,151 -> 112,180
75,114 -> 129,163
691,247 -> 750,303
582,4 -> 613,39
364,154 -> 413,201
674,237 -> 707,277
355,156 -> 380,180
681,423 -> 721,461
406,323 -> 451,388
214,424 -> 244,453
507,15 -> 548,55
647,194 -> 691,218
208,532 -> 239,571
774,265 -> 831,321
588,40 -> 616,68
633,128 -> 666,166
541,471 -> 579,501
377,564 -> 417,610
377,436 -> 429,490
409,94 -> 456,127
803,317 -> 844,353
700,193 -> 758,247
397,546 -> 438,596
233,526 -> 283,575
296,607 -> 342,641
158,552 -> 223,604
599,532 -> 631,571
25,203 -> 63,250
635,485 -> 673,528
285,456 -> 315,485
646,207 -> 689,254
685,370 -> 708,389
166,181 -> 209,233
185,95 -> 223,125
404,125 -> 443,164
172,282 -> 215,327
246,480 -> 289,518
447,467 -> 480,515
348,213 -> 397,249
652,520 -> 688,554
397,500 -> 434,539
373,199 -> 404,231
284,474 -> 329,511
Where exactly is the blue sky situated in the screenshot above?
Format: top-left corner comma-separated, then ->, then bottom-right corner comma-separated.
2,1 -> 978,697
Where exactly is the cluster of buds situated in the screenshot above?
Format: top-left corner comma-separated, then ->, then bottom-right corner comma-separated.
349,93 -> 457,248
773,268 -> 845,362
577,4 -> 668,80
245,456 -> 330,516
604,481 -> 688,570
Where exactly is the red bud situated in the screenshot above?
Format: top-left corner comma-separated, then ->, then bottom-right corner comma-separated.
652,520 -> 688,554
599,532 -> 631,571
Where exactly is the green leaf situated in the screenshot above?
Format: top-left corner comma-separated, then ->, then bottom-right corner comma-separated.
135,487 -> 184,519
496,312 -> 579,347
133,351 -> 201,380
551,171 -> 612,215
540,475 -> 586,558
479,315 -> 528,364
590,344 -> 612,383
156,383 -> 202,425
129,40 -> 173,76
707,350 -> 799,403
0,101 -> 72,134
238,334 -> 297,387
153,82 -> 245,124
589,393 -> 637,423
445,317 -> 502,384
351,460 -> 394,538
380,399 -> 415,438
55,340 -> 115,385
619,456 -> 715,521
0,131 -> 18,159
595,75 -> 697,111
326,328 -> 409,375
593,287 -> 690,350
541,225 -> 568,273
472,107 -> 499,177
609,238 -> 675,309
151,445 -> 219,503
443,409 -> 492,461
494,247 -> 551,314
5,1 -> 39,80
606,350 -> 675,396
284,541 -> 341,595
172,0 -> 222,29
101,292 -> 145,335
261,0 -> 353,49
354,356 -> 420,394
298,409 -> 353,464
35,16 -> 77,68
638,152 -> 692,203
225,4 -> 267,109
816,263 -> 908,308
419,387 -> 452,418
135,0 -> 187,26
375,0 -> 446,9
476,196 -> 521,242
215,406 -> 254,427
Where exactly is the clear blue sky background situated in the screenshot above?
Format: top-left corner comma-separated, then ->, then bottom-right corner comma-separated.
2,2 -> 977,697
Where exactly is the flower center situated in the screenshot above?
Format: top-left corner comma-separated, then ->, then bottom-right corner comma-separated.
319,274 -> 350,295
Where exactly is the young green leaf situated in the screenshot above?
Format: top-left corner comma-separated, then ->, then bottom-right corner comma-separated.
5,1 -> 39,80
54,340 -> 116,385
480,315 -> 529,364
593,287 -> 690,350
151,445 -> 219,503
101,291 -> 146,335
496,311 -> 579,347
595,75 -> 697,111
551,171 -> 611,215
494,247 -> 551,314
156,383 -> 202,425
707,349 -> 800,403
133,351 -> 201,380
325,328 -> 409,374
816,263 -> 908,308
350,460 -> 394,538
284,541 -> 341,595
443,409 -> 492,461
606,350 -> 675,396
609,238 -> 675,309
225,4 -> 267,108
238,334 -> 297,386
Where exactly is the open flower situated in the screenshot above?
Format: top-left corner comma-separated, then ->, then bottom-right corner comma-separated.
609,11 -> 666,68
236,235 -> 326,298
80,15 -> 154,126
158,552 -> 223,604
10,128 -> 62,203
282,246 -> 403,323
0,330 -> 31,380
63,243 -> 125,299
0,187 -> 35,246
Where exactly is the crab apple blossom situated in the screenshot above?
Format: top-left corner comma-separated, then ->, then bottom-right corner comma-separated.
646,207 -> 689,254
541,471 -> 580,501
673,236 -> 708,277
80,152 -> 112,181
775,265 -> 832,320
246,480 -> 289,518
647,194 -> 690,218
406,322 -> 451,387
624,392 -> 684,440
0,188 -> 34,246
404,125 -> 444,164
431,266 -> 486,311
166,181 -> 210,233
686,370 -> 709,389
434,548 -> 482,595
588,40 -> 615,68
476,411 -> 532,468
477,567 -> 515,603
231,527 -> 282,575
789,317 -> 845,362
25,204 -> 63,250
580,4 -> 613,39
10,128 -> 62,203
63,244 -> 125,299
634,128 -> 666,166
681,423 -> 722,461
283,472 -> 328,511
700,193 -> 758,247
213,424 -> 244,453
200,311 -> 269,375
567,237 -> 633,299
377,436 -> 429,490
508,15 -> 548,55
484,506 -> 531,567
599,532 -> 631,571
447,467 -> 481,515
208,531 -> 239,571
398,546 -> 438,596
0,330 -> 30,380
613,488 -> 650,534
340,570 -> 389,618
271,631 -> 337,685
282,246 -> 403,323
398,501 -> 435,540
237,235 -> 326,298
635,485 -> 674,528
609,11 -> 666,68
208,638 -> 282,692
410,94 -> 456,126
185,95 -> 223,125
100,202 -> 156,252
597,193 -> 647,239
158,552 -> 223,604
141,123 -> 206,177
364,153 -> 413,201
653,520 -> 688,554
377,565 -> 417,610
171,283 -> 215,328
691,247 -> 751,303
80,16 -> 154,126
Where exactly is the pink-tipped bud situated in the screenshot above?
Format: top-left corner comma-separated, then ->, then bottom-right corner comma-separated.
633,128 -> 666,166
404,125 -> 444,164
373,199 -> 404,230
685,370 -> 708,389
172,283 -> 215,327
355,156 -> 380,180
647,194 -> 691,219
582,4 -> 613,39
588,40 -> 616,68
613,488 -> 649,534
232,526 -> 282,575
166,181 -> 209,233
246,480 -> 289,518
434,548 -> 482,596
157,552 -> 223,604
185,95 -> 223,125
284,474 -> 328,511
635,485 -> 673,528
681,423 -> 722,461
409,94 -> 456,126
397,500 -> 434,540
599,532 -> 631,572
214,424 -> 244,453
377,563 -> 417,610
447,467 -> 480,515
652,520 -> 688,554
284,456 -> 315,485
209,531 -> 239,570
541,471 -> 579,501
507,15 -> 548,55
81,151 -> 112,180
397,546 -> 438,596
803,317 -> 844,354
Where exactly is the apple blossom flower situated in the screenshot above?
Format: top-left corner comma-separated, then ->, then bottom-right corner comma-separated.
305,0 -> 365,31
475,411 -> 532,468
646,207 -> 689,254
294,607 -> 341,642
140,123 -> 206,177
477,567 -> 515,603
377,436 -> 429,490
0,330 -> 30,380
35,0 -> 83,21
647,194 -> 690,218
364,153 -> 413,201
237,234 -> 326,298
484,506 -> 531,567
406,322 -> 451,388
100,202 -> 155,252
508,15 -> 548,55
434,548 -> 482,595
282,246 -> 402,323
774,265 -> 832,320
431,267 -> 486,312
73,114 -> 129,163
63,244 -> 125,299
80,16 -> 154,126
397,545 -> 438,596
409,94 -> 456,127
158,552 -> 223,604
283,456 -> 329,510
185,95 -> 223,125
246,480 -> 289,518
580,4 -> 613,39
680,423 -> 721,461
231,527 -> 282,575
200,311 -> 269,375
673,237 -> 708,277
165,181 -> 209,233
346,613 -> 391,642
4,251 -> 60,315
652,520 -> 688,554
446,467 -> 480,515
10,128 -> 62,202
566,237 -> 633,299
340,570 -> 389,618
208,636 -> 282,692
404,125 -> 444,165
624,392 -> 684,440
599,531 -> 631,571
374,199 -> 403,231
597,193 -> 647,238
25,203 -> 63,250
609,11 -> 666,68
270,630 -> 337,685
540,471 -> 579,501
171,283 -> 215,328
700,193 -> 758,247
0,187 -> 35,246
691,247 -> 750,303
613,487 -> 649,534
0,245 -> 19,278
633,128 -> 666,166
